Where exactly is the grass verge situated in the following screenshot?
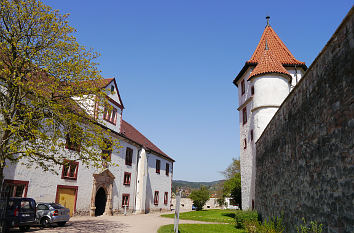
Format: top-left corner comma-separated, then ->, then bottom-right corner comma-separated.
157,224 -> 246,233
161,209 -> 236,223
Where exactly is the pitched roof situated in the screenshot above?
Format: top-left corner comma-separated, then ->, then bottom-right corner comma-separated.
233,25 -> 307,86
247,26 -> 305,66
248,48 -> 291,80
98,78 -> 115,88
120,120 -> 174,162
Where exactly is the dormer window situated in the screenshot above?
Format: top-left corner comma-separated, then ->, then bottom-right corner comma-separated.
103,106 -> 117,125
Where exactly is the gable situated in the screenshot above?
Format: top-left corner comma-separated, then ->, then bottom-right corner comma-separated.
102,78 -> 124,110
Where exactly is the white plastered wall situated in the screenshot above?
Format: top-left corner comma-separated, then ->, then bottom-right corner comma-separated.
145,153 -> 173,212
237,70 -> 293,210
236,67 -> 256,210
3,136 -> 140,213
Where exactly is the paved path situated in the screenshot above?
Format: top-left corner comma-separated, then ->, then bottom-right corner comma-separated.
9,212 -> 218,233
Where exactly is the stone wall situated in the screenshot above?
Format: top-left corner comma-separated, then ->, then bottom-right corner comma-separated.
255,8 -> 354,233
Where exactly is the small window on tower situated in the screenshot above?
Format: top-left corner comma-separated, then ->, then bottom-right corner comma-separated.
242,107 -> 247,125
244,138 -> 247,150
241,80 -> 245,95
251,130 -> 254,141
251,86 -> 254,95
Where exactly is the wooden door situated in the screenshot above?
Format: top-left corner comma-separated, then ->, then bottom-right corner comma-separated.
56,186 -> 77,216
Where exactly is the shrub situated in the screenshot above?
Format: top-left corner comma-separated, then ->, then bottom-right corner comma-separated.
189,186 -> 210,211
244,217 -> 285,233
296,218 -> 323,233
235,210 -> 259,228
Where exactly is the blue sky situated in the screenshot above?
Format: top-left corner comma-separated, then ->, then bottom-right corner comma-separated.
45,0 -> 352,182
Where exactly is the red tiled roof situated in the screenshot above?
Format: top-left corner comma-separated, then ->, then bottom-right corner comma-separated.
247,26 -> 305,66
87,78 -> 114,88
233,25 -> 307,86
120,120 -> 174,162
248,49 -> 291,80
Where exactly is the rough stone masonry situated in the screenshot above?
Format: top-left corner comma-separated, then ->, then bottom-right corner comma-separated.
255,8 -> 354,233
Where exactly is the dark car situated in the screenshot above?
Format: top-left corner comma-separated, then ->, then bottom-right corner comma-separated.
5,197 -> 36,231
36,203 -> 70,227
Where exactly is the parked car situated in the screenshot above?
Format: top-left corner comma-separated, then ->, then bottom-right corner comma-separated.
5,197 -> 37,232
36,202 -> 70,227
192,205 -> 196,210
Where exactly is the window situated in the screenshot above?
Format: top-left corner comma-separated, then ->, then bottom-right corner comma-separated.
61,161 -> 79,180
251,86 -> 254,95
244,138 -> 247,150
154,191 -> 159,205
123,172 -> 131,185
250,130 -> 254,141
164,192 -> 168,205
241,80 -> 245,95
166,163 -> 169,176
37,204 -> 49,210
122,194 -> 130,207
3,180 -> 29,197
156,159 -> 161,174
242,107 -> 247,125
102,139 -> 112,168
103,105 -> 117,125
111,85 -> 115,93
125,147 -> 133,166
65,134 -> 80,152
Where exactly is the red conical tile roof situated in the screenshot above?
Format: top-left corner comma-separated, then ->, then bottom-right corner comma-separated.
233,24 -> 306,86
248,48 -> 291,80
247,26 -> 305,66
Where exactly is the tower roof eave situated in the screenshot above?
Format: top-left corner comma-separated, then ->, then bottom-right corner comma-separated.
248,71 -> 292,81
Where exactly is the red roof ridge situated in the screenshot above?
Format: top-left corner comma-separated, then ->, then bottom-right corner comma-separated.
120,120 -> 174,161
248,48 -> 291,80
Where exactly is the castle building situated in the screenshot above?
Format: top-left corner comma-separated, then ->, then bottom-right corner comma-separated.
233,17 -> 307,210
3,78 -> 174,216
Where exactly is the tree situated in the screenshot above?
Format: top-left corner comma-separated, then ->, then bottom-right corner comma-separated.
223,173 -> 241,207
0,0 -> 119,193
189,186 -> 210,211
222,158 -> 240,179
218,158 -> 241,208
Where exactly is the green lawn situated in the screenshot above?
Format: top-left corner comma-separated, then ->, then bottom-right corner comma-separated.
160,209 -> 236,223
158,224 -> 246,233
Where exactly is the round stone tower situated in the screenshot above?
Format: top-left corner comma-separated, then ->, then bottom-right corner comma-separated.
249,47 -> 292,142
233,17 -> 307,210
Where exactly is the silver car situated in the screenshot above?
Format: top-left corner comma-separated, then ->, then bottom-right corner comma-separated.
36,203 -> 70,227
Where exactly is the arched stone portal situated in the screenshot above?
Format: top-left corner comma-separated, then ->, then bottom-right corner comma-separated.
95,187 -> 107,216
90,169 -> 115,216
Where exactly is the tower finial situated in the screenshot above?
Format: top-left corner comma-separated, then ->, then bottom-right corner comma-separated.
265,39 -> 269,50
266,16 -> 270,26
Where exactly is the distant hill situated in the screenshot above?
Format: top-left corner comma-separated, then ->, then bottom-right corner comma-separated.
172,180 -> 224,197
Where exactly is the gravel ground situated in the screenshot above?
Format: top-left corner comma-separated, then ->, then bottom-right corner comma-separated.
7,211 -> 215,233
